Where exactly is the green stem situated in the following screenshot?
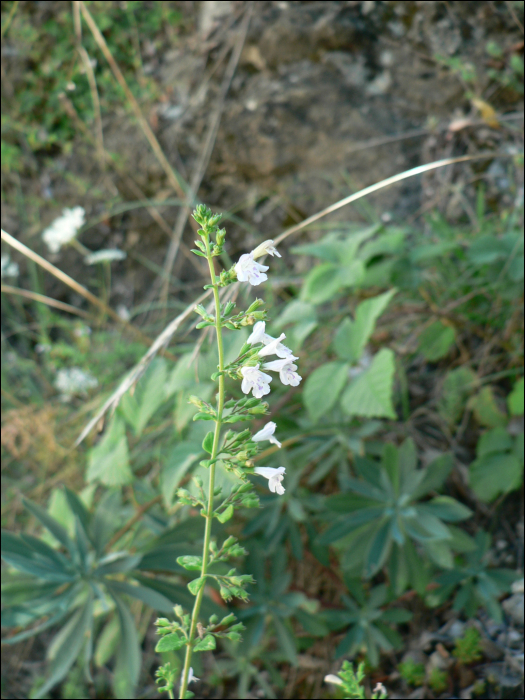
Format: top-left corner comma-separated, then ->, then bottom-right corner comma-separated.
180,235 -> 225,699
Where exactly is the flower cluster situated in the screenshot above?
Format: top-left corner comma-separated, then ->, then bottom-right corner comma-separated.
42,207 -> 85,254
234,239 -> 281,286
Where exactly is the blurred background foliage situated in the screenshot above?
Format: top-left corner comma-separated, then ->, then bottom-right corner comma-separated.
1,1 -> 524,699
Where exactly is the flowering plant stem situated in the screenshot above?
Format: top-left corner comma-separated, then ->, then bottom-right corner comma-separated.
179,234 -> 225,699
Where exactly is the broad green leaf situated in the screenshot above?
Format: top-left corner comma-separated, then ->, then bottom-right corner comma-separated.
93,552 -> 142,576
468,386 -> 507,428
409,240 -> 459,261
405,512 -> 451,541
164,354 -> 195,397
291,233 -> 344,263
193,634 -> 216,652
338,259 -> 365,287
188,576 -> 206,595
507,378 -> 524,416
155,633 -> 187,652
177,555 -> 203,571
86,416 -> 132,485
301,263 -> 345,304
341,348 -> 396,419
437,367 -> 478,425
418,496 -> 472,522
446,525 -> 477,553
112,592 -> 141,699
469,452 -> 522,502
339,224 -> 381,263
105,579 -> 174,614
467,234 -> 508,264
120,359 -> 168,436
424,540 -> 454,569
217,505 -> 234,523
477,427 -> 512,457
359,229 -> 406,261
303,361 -> 349,422
337,290 -> 396,363
32,594 -> 93,699
161,442 -> 203,507
274,300 -> 317,328
418,321 -> 455,361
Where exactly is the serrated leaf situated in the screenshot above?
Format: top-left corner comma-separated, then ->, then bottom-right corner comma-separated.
469,452 -> 522,502
193,634 -> 216,652
418,321 -> 455,361
188,577 -> 206,595
335,290 -> 396,363
155,633 -> 187,652
468,386 -> 507,428
303,361 -> 349,422
477,427 -> 512,457
340,349 -> 396,419
291,233 -> 343,263
301,263 -> 345,304
86,416 -> 132,486
217,505 -> 234,523
176,556 -> 203,571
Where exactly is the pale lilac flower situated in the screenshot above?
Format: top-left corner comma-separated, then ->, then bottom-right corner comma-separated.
240,364 -> 272,398
252,421 -> 281,448
251,239 -> 281,259
258,333 -> 296,360
263,358 -> 302,386
247,321 -> 273,345
42,207 -> 85,253
253,466 -> 286,495
188,668 -> 200,684
234,253 -> 268,286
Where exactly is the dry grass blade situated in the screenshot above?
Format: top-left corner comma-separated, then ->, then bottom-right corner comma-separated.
1,284 -> 91,318
273,152 -> 514,246
78,1 -> 192,215
0,229 -> 174,357
75,288 -> 211,445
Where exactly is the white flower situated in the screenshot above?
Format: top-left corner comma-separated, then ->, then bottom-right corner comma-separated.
85,248 -> 127,265
257,333 -> 296,360
324,675 -> 343,686
1,254 -> 19,279
251,239 -> 281,259
263,358 -> 302,386
240,364 -> 272,398
252,421 -> 281,448
42,207 -> 85,253
373,682 -> 387,697
188,668 -> 200,684
253,466 -> 286,495
247,321 -> 273,345
54,367 -> 98,397
234,253 -> 269,286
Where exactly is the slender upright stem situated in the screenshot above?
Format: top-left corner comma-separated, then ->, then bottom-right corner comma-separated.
179,235 -> 225,699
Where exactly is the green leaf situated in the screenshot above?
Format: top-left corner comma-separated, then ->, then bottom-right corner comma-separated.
317,507 -> 385,544
365,519 -> 392,577
155,633 -> 187,652
412,453 -> 453,499
423,540 -> 454,569
274,300 -> 317,328
86,416 -> 132,486
418,496 -> 472,522
202,431 -> 215,454
21,499 -> 73,552
177,556 -> 203,571
340,348 -> 396,419
273,617 -> 297,665
111,593 -> 141,699
119,359 -> 168,436
31,594 -> 93,699
93,552 -> 142,576
468,386 -> 507,427
405,512 -> 451,541
437,367 -> 478,425
188,577 -> 206,595
161,442 -> 203,507
335,290 -> 396,363
507,378 -> 524,416
477,427 -> 513,457
193,634 -> 216,652
301,263 -> 345,304
469,452 -> 522,502
303,361 -> 349,422
418,321 -> 455,361
291,232 -> 346,263
217,505 -> 234,523
105,579 -> 175,614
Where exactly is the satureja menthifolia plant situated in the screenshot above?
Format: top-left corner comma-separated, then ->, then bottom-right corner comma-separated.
154,206 -> 301,699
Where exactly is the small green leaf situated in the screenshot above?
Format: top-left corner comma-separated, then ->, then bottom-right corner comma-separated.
217,505 -> 234,523
155,633 -> 187,652
86,416 -> 132,486
477,427 -> 512,457
507,378 -> 524,416
418,321 -> 455,361
176,556 -> 203,571
193,634 -> 216,652
303,361 -> 349,422
469,453 -> 522,502
468,386 -> 507,427
188,577 -> 206,595
341,349 -> 396,419
336,289 -> 396,363
202,431 -> 215,454
302,263 -> 345,304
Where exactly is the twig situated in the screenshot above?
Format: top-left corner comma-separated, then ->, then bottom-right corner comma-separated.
159,3 -> 253,306
1,284 -> 91,318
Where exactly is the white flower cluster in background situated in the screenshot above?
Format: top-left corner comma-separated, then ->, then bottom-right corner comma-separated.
42,207 -> 85,254
54,367 -> 98,398
85,248 -> 127,265
1,254 -> 19,279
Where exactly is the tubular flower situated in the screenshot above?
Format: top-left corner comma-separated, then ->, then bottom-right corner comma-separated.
247,321 -> 273,345
253,466 -> 286,495
263,358 -> 302,386
251,239 -> 281,259
252,421 -> 281,448
257,333 -> 296,360
240,364 -> 272,398
234,253 -> 269,286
